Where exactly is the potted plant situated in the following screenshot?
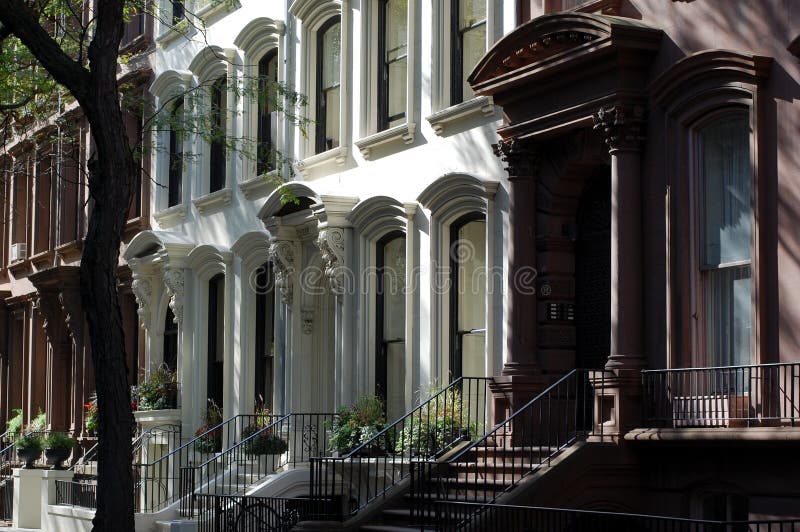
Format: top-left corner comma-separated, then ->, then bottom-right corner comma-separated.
16,433 -> 44,469
134,365 -> 179,411
194,399 -> 223,454
241,409 -> 288,456
85,395 -> 99,436
394,387 -> 476,458
44,432 -> 76,470
328,395 -> 388,456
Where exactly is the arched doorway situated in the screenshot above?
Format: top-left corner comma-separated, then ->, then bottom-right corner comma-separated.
575,168 -> 611,370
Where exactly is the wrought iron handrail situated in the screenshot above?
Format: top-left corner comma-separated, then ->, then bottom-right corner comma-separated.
642,362 -> 800,427
409,369 -> 598,523
435,501 -> 800,531
134,413 -> 280,513
194,493 -> 340,531
180,413 -> 335,516
311,377 -> 492,518
55,479 -> 98,509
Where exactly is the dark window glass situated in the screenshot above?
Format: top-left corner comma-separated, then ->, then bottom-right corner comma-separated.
451,0 -> 486,105
257,51 -> 279,174
209,76 -> 227,192
171,0 -> 184,24
375,232 -> 406,420
168,99 -> 183,207
316,17 -> 341,154
207,274 -> 225,410
163,307 -> 178,374
254,262 -> 275,410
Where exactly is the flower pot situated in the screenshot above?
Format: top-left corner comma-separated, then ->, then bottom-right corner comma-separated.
45,447 -> 71,470
17,447 -> 42,469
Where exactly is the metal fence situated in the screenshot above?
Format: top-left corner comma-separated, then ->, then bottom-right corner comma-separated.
642,363 -> 800,428
55,480 -> 98,509
194,493 -> 339,532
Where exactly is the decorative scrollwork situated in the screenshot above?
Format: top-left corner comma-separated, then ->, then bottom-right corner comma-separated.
163,269 -> 185,325
492,138 -> 540,180
268,240 -> 296,305
316,228 -> 346,294
593,103 -> 646,153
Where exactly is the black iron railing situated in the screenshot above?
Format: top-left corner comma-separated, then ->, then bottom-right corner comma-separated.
194,493 -> 340,531
0,475 -> 12,521
311,377 -> 492,519
409,369 -> 599,524
642,363 -> 800,428
180,413 -> 335,516
134,413 -> 281,513
436,502 -> 800,531
55,480 -> 98,509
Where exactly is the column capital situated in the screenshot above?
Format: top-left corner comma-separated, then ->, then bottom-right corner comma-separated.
593,103 -> 646,153
268,239 -> 296,305
316,227 -> 347,295
492,137 -> 540,180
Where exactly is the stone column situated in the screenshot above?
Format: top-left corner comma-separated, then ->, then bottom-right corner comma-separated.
490,138 -> 544,421
590,102 -> 647,438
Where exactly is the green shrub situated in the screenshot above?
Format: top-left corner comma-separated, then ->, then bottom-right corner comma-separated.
328,395 -> 388,455
6,408 -> 23,436
241,425 -> 288,456
394,387 -> 476,458
16,433 -> 43,451
44,432 -> 76,450
194,399 -> 223,454
135,365 -> 178,411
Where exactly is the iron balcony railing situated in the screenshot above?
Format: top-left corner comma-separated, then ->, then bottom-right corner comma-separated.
436,502 -> 800,532
180,413 -> 335,516
134,413 -> 281,513
55,480 -> 98,509
409,369 -> 600,525
642,362 -> 800,428
311,377 -> 492,519
194,493 -> 340,532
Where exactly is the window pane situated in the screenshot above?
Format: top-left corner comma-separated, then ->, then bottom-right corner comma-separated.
704,265 -> 751,368
461,24 -> 486,101
459,0 -> 485,28
325,87 -> 340,150
382,237 -> 406,421
322,23 -> 341,89
258,53 -> 278,174
701,115 -> 751,266
456,219 -> 486,378
388,56 -> 407,125
386,0 -> 408,62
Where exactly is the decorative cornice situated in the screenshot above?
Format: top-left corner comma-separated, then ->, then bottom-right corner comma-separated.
316,227 -> 346,294
355,122 -> 416,160
154,203 -> 188,228
163,269 -> 185,325
492,138 -> 540,179
426,96 -> 495,136
268,240 -> 296,304
592,103 -> 645,153
193,187 -> 233,215
131,278 -> 153,330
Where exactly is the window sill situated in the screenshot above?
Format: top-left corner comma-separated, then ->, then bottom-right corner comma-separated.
239,171 -> 278,201
156,23 -> 194,47
426,96 -> 496,136
295,146 -> 349,174
154,203 -> 189,227
355,123 -> 416,160
192,188 -> 233,215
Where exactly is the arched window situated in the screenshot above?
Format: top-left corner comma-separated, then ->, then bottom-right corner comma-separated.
209,77 -> 227,192
254,262 -> 276,410
257,51 -> 279,174
168,99 -> 184,207
207,274 -> 225,410
375,231 -> 406,420
697,112 -> 752,368
449,213 -> 486,380
316,17 -> 341,154
163,307 -> 178,373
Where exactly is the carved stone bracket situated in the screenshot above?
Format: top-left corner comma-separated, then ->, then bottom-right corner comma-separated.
592,104 -> 646,153
269,240 -> 296,305
301,308 -> 314,335
36,289 -> 67,353
492,138 -> 540,180
316,227 -> 346,294
59,285 -> 83,348
163,269 -> 185,325
131,278 -> 153,330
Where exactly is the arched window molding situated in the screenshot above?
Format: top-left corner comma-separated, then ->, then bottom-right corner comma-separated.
234,18 -> 287,199
187,244 -> 234,420
651,49 -> 772,370
150,70 -> 194,225
418,173 -> 500,381
189,46 -> 238,212
290,0 -> 351,173
258,181 -> 321,221
232,230 -> 274,413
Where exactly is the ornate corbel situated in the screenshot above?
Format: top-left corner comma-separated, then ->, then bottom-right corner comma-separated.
131,278 -> 153,330
58,285 -> 83,348
316,227 -> 346,294
35,290 -> 66,352
492,138 -> 540,180
268,240 -> 296,305
301,308 -> 314,335
163,269 -> 185,325
593,103 -> 646,153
